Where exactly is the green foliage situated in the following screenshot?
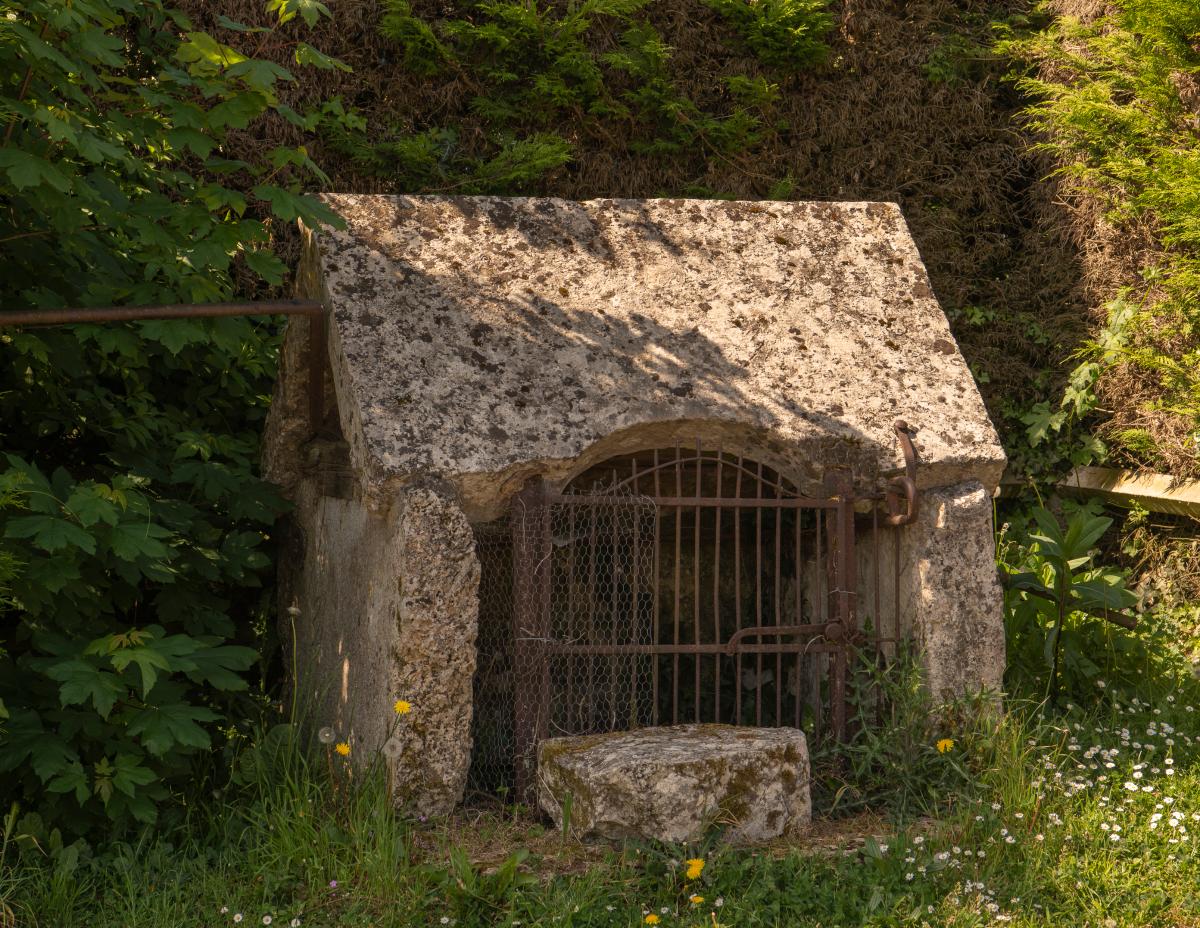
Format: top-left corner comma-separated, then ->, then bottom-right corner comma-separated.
336,0 -> 831,190
1000,2 -> 1200,465
16,691 -> 1200,928
703,0 -> 832,70
999,502 -> 1144,706
0,0 -> 342,836
433,847 -> 538,925
819,647 -> 996,820
923,34 -> 990,85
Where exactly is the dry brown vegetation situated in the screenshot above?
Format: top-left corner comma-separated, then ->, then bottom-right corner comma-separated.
182,0 -> 1102,467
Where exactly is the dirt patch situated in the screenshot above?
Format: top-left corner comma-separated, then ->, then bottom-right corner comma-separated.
411,806 -> 905,878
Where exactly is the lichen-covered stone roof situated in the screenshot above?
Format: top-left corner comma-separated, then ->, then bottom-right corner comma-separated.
301,194 -> 1005,514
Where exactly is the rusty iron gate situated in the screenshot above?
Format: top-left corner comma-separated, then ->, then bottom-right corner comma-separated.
472,425 -> 919,803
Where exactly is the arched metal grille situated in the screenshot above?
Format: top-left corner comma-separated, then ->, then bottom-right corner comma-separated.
469,440 -> 912,803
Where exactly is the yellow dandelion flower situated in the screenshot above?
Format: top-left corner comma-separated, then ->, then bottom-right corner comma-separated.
394,699 -> 412,715
335,742 -> 351,756
644,915 -> 660,925
685,857 -> 705,880
689,894 -> 705,905
936,738 -> 955,754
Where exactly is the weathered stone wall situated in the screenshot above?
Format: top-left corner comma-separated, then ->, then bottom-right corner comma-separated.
282,481 -> 480,815
906,481 -> 1006,700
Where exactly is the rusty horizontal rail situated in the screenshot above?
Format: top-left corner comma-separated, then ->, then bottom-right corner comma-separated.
0,299 -> 328,431
538,641 -> 849,657
547,493 -> 839,509
0,299 -> 324,327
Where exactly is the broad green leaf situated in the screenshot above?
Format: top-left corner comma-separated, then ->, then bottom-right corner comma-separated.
112,754 -> 157,798
0,149 -> 73,192
5,515 -> 96,554
184,643 -> 258,690
137,319 -> 209,355
127,703 -> 218,755
268,0 -> 333,27
176,32 -> 247,72
107,522 -> 173,562
65,486 -> 120,528
108,646 -> 172,698
47,763 -> 90,804
226,58 -> 295,92
294,42 -> 351,71
45,659 -> 127,717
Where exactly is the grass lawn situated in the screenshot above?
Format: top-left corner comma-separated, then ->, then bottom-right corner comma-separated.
5,687 -> 1200,928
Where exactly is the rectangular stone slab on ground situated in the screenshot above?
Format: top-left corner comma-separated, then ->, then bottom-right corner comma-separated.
537,724 -> 812,844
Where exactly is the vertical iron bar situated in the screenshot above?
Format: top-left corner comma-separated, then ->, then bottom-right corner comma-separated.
652,449 -> 661,725
755,461 -> 763,726
713,450 -> 723,723
774,473 -> 783,726
673,445 -> 682,725
734,457 -> 743,725
829,471 -> 855,743
586,494 -> 598,731
694,439 -> 702,723
814,508 -> 823,738
894,521 -> 902,651
567,502 -> 576,731
610,493 -> 620,732
511,479 -> 550,805
630,456 -> 641,726
794,504 -> 803,729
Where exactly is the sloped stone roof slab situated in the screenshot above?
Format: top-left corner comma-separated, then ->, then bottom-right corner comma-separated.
301,194 -> 1004,516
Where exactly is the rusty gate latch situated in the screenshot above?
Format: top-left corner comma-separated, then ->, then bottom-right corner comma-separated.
883,420 -> 920,527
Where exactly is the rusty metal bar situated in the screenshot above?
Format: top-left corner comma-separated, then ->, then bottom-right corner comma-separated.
734,456 -> 743,725
693,439 -> 702,723
672,445 -> 682,725
794,506 -> 803,728
545,493 -> 837,509
586,493 -> 598,732
774,488 -> 783,725
566,502 -> 576,731
713,449 -> 723,723
725,624 -> 834,651
831,472 -> 856,741
609,496 -> 620,731
0,300 -> 328,432
548,641 -> 845,656
755,460 -> 763,726
630,457 -> 641,725
883,420 -> 921,527
511,479 -> 551,805
652,449 -> 661,725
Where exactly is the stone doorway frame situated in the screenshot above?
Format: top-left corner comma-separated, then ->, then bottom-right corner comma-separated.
498,429 -> 918,803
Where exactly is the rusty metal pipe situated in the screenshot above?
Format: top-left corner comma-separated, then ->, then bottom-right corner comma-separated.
0,299 -> 329,434
0,299 -> 324,327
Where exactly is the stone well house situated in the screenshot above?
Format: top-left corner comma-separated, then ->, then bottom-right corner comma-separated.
263,195 -> 1007,817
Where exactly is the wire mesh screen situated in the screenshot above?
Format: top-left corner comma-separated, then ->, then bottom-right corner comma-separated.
469,490 -> 656,798
467,446 -> 880,803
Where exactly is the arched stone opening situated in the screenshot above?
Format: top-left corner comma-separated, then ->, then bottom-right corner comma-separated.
466,439 -> 899,802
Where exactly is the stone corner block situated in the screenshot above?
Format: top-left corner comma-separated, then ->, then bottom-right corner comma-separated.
538,724 -> 811,845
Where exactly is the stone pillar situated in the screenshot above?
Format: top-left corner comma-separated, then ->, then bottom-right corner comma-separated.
391,487 -> 481,815
905,480 -> 1006,700
285,483 -> 479,817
